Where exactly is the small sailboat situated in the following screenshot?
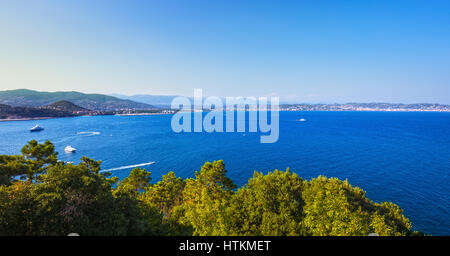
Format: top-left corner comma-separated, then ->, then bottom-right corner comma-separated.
64,146 -> 76,153
30,125 -> 44,132
298,118 -> 307,122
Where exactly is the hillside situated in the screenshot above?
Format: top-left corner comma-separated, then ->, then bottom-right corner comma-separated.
0,89 -> 157,111
0,104 -> 75,120
43,100 -> 88,112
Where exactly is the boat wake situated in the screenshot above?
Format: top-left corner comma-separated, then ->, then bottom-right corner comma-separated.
77,131 -> 101,136
100,162 -> 156,173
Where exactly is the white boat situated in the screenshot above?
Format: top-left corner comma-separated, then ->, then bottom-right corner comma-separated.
30,125 -> 44,132
64,146 -> 76,153
298,118 -> 307,122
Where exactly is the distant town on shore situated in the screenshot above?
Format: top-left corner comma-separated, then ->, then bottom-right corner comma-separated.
279,103 -> 450,112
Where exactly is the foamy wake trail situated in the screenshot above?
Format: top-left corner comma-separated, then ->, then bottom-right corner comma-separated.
77,131 -> 101,136
100,162 -> 156,173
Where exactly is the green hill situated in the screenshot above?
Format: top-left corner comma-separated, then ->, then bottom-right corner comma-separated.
43,100 -> 88,112
0,89 -> 157,111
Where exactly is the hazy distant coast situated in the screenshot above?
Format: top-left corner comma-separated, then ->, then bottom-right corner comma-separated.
0,117 -> 54,122
279,103 -> 450,112
115,111 -> 175,116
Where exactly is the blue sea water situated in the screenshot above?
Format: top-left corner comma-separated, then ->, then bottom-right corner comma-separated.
0,111 -> 449,235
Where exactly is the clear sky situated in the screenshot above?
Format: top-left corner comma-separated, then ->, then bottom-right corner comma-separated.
1,0 -> 450,103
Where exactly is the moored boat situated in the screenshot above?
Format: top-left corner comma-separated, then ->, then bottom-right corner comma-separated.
30,125 -> 44,132
64,146 -> 76,153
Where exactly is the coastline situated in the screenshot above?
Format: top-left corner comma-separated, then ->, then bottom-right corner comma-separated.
0,117 -> 56,122
0,112 -> 175,122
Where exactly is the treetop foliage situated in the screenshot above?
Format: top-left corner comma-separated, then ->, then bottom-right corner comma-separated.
0,140 -> 421,236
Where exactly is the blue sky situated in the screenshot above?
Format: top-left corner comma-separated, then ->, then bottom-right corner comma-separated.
1,0 -> 450,103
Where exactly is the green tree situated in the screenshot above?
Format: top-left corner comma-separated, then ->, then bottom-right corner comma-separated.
0,156 -> 162,235
20,140 -> 58,181
0,181 -> 37,235
0,155 -> 28,185
0,140 -> 58,184
116,167 -> 152,195
113,167 -> 165,235
370,202 -> 412,236
30,161 -> 128,235
140,171 -> 191,235
142,171 -> 184,217
226,169 -> 305,236
179,160 -> 236,235
300,176 -> 413,236
79,156 -> 102,173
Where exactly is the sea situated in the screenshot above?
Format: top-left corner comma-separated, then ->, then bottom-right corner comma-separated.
0,111 -> 449,235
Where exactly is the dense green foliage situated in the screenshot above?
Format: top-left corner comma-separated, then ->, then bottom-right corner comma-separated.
0,141 -> 420,236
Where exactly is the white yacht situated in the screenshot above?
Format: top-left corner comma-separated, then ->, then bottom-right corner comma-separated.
298,118 -> 307,122
64,146 -> 76,153
30,125 -> 44,132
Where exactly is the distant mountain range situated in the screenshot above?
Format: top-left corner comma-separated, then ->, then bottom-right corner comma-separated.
110,94 -> 183,107
0,89 -> 157,111
111,93 -> 450,112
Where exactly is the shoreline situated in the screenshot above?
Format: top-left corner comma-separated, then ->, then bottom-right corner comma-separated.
0,112 -> 174,122
0,117 -> 57,122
